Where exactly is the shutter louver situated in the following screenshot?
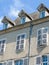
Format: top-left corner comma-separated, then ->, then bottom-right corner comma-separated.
36,57 -> 41,65
3,60 -> 14,65
24,59 -> 28,65
47,55 -> 49,65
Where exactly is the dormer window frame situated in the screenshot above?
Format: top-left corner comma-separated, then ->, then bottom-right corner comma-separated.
3,22 -> 8,29
40,10 -> 45,18
21,16 -> 26,24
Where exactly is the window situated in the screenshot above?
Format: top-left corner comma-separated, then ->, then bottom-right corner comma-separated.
42,55 -> 47,65
0,39 -> 6,54
21,17 -> 25,24
0,60 -> 14,65
40,11 -> 45,18
36,55 -> 48,65
3,23 -> 8,29
0,63 -> 2,65
16,34 -> 26,51
15,58 -> 28,65
37,27 -> 48,46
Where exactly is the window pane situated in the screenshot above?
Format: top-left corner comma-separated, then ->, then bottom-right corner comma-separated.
0,63 -> 2,65
43,28 -> 48,33
0,41 -> 1,44
20,60 -> 23,65
21,17 -> 25,24
21,40 -> 24,44
38,40 -> 42,45
38,35 -> 42,40
17,41 -> 20,45
43,63 -> 47,65
38,30 -> 41,35
2,40 -> 5,44
20,45 -> 23,49
15,61 -> 19,65
21,35 -> 25,39
17,36 -> 20,40
42,39 -> 46,44
24,59 -> 28,65
7,61 -> 12,65
2,44 -> 4,48
43,34 -> 47,38
42,55 -> 47,62
40,11 -> 45,18
16,45 -> 19,50
36,57 -> 41,64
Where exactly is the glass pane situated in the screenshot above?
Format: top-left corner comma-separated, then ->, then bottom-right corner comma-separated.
42,39 -> 46,44
21,40 -> 24,44
16,45 -> 19,50
2,40 -> 5,44
40,11 -> 45,18
2,44 -> 4,48
38,30 -> 41,35
0,44 -> 1,48
20,60 -> 23,65
17,41 -> 20,45
36,57 -> 41,64
0,63 -> 2,65
3,62 -> 7,65
17,36 -> 20,40
42,55 -> 47,62
15,61 -> 19,65
20,45 -> 23,49
3,23 -> 8,29
7,61 -> 12,65
38,40 -> 42,45
43,34 -> 47,38
43,63 -> 47,65
24,59 -> 28,65
21,17 -> 25,24
43,28 -> 48,33
0,41 -> 1,44
42,11 -> 45,17
21,35 -> 25,39
38,35 -> 42,40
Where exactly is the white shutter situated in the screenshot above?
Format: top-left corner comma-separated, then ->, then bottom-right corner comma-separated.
24,58 -> 28,65
7,60 -> 14,65
47,55 -> 49,65
3,60 -> 14,65
36,56 -> 41,65
3,62 -> 6,65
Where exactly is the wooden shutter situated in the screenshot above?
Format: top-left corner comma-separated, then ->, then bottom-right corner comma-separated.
47,55 -> 49,65
36,56 -> 41,65
24,58 -> 28,65
3,60 -> 14,65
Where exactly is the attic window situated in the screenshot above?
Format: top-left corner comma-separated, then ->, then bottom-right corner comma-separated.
21,17 -> 25,24
40,11 -> 45,18
3,23 -> 8,29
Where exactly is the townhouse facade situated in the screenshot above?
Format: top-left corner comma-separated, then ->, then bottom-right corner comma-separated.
0,3 -> 49,65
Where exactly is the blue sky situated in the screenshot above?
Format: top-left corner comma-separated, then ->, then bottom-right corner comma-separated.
0,0 -> 49,29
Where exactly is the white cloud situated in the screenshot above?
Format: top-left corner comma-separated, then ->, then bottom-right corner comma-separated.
9,6 -> 20,17
0,17 -> 3,25
13,0 -> 24,8
8,0 -> 24,18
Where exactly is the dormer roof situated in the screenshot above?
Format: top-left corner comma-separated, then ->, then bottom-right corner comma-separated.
18,10 -> 33,20
37,3 -> 49,13
2,16 -> 15,26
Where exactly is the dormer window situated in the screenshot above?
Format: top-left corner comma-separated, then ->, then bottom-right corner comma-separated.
3,23 -> 8,29
40,11 -> 45,18
21,17 -> 25,24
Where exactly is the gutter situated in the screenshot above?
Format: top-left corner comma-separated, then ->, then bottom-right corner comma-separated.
28,20 -> 33,65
